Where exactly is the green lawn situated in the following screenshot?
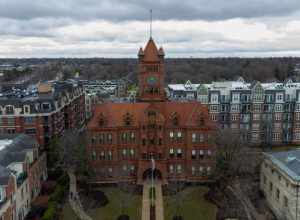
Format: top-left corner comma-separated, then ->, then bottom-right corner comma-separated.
269,145 -> 300,152
164,186 -> 217,220
60,202 -> 80,220
87,187 -> 142,220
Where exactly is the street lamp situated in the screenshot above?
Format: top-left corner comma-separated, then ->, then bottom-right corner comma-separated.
151,157 -> 155,206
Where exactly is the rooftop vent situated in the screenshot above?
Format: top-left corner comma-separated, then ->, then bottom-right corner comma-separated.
38,82 -> 52,94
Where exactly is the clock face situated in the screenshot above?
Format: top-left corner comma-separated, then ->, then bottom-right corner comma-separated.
147,76 -> 157,85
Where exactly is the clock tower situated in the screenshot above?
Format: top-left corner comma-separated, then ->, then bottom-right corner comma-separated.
137,38 -> 166,102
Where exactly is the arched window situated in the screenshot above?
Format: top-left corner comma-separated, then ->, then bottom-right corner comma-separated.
199,113 -> 205,126
98,113 -> 106,126
123,112 -> 133,126
171,112 -> 179,126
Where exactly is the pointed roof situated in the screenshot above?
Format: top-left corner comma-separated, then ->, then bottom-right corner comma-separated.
143,38 -> 160,62
158,47 -> 165,56
138,47 -> 144,56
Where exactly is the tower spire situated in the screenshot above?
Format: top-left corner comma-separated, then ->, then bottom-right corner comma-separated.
150,9 -> 152,39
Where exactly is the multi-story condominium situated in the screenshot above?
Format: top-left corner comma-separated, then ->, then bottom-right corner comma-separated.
168,78 -> 300,145
261,149 -> 300,220
0,80 -> 85,146
87,38 -> 216,185
80,79 -> 127,98
0,134 -> 47,220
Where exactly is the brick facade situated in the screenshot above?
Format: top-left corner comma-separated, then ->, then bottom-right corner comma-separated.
0,81 -> 85,147
87,39 -> 216,185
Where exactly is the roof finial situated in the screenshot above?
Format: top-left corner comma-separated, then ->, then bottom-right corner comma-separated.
150,9 -> 153,39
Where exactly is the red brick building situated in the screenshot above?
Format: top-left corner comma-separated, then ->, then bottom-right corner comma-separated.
87,38 -> 216,184
0,80 -> 85,147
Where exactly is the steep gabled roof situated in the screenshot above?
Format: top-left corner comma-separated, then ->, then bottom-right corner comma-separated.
143,38 -> 161,62
88,101 -> 212,129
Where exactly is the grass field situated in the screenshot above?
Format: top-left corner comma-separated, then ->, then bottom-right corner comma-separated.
87,187 -> 142,220
60,202 -> 80,220
270,145 -> 300,152
164,186 -> 217,220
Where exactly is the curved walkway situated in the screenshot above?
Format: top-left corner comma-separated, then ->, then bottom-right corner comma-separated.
68,171 -> 93,220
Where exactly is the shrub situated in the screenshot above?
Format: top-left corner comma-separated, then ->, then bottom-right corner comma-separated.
57,173 -> 70,186
173,216 -> 183,220
42,201 -> 58,220
149,187 -> 156,200
49,184 -> 68,202
92,191 -> 109,206
117,214 -> 130,220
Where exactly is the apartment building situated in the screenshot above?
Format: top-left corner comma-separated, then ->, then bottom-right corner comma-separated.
261,149 -> 300,220
0,80 -> 85,146
0,134 -> 47,220
168,78 -> 300,145
80,79 -> 128,98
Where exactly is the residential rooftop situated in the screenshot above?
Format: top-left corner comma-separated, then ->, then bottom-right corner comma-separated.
266,149 -> 300,182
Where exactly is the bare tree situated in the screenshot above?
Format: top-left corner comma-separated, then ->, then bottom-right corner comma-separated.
48,129 -> 89,176
213,128 -> 250,178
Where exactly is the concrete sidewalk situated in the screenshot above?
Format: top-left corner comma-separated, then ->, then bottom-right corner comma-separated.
68,171 -> 93,220
142,182 -> 164,220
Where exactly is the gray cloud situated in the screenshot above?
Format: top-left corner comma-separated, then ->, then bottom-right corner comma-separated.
1,0 -> 300,21
1,1 -> 300,57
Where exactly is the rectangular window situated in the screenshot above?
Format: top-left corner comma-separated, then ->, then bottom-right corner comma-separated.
253,114 -> 260,121
24,117 -> 35,125
210,114 -> 218,121
42,103 -> 51,111
192,133 -> 196,143
276,189 -> 280,200
284,196 -> 288,207
169,132 -> 174,138
5,106 -> 14,114
92,151 -> 96,160
7,117 -> 15,126
169,165 -> 174,174
207,166 -> 211,175
177,149 -> 182,158
108,151 -> 113,160
24,105 -> 30,114
25,128 -> 36,134
191,166 -> 196,176
177,165 -> 182,174
191,150 -> 196,159
169,148 -> 174,158
122,149 -> 127,158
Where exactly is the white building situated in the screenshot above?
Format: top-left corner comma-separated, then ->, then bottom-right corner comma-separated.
261,149 -> 300,220
84,92 -> 98,120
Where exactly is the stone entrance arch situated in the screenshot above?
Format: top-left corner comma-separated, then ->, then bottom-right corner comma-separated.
142,168 -> 162,180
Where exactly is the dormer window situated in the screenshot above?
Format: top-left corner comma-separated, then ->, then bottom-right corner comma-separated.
42,103 -> 51,111
24,105 -> 30,114
199,113 -> 205,126
171,112 -> 179,126
5,105 -> 14,114
123,112 -> 133,126
35,103 -> 40,111
98,113 -> 106,127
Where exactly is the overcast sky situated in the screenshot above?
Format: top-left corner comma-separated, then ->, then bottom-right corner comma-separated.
1,0 -> 300,58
